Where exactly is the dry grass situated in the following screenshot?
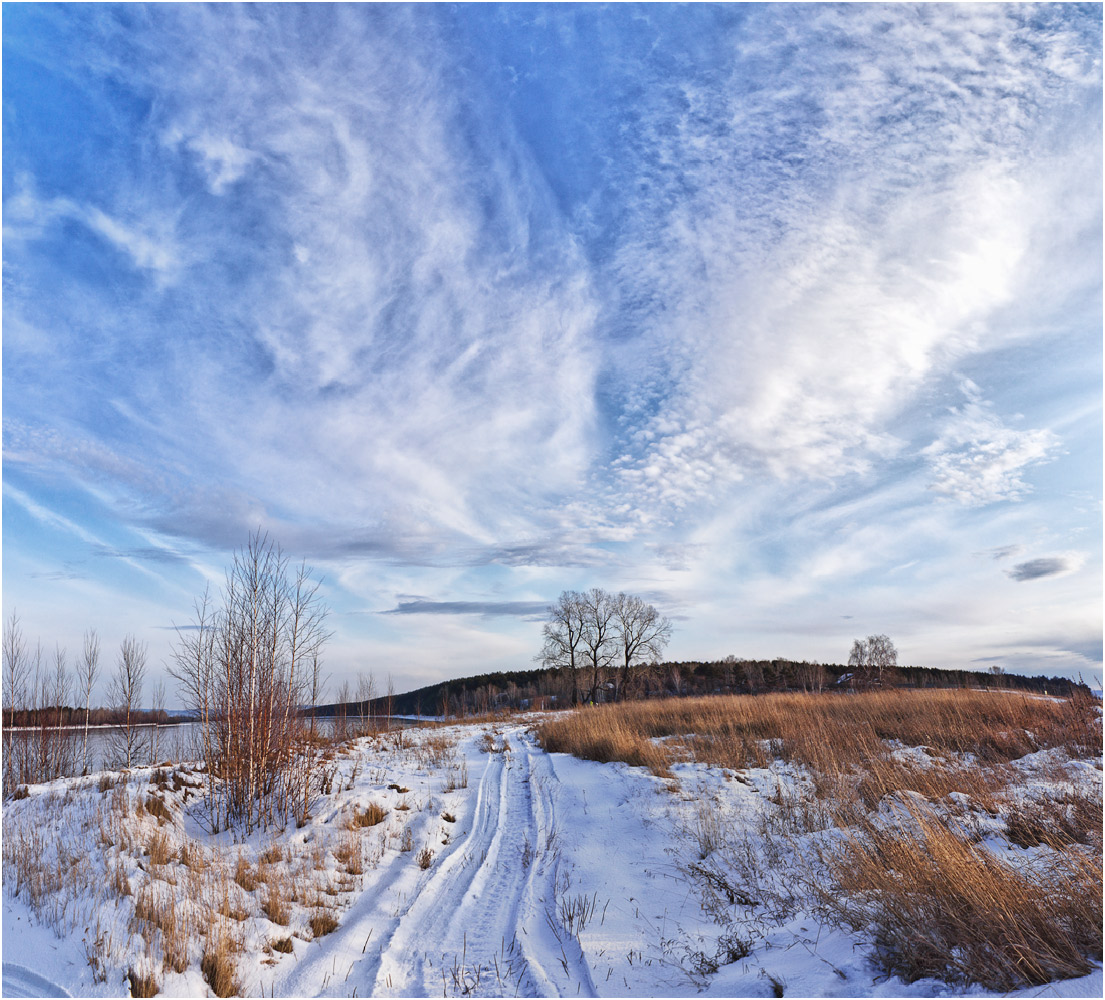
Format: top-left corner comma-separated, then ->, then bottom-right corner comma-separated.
309,909 -> 339,937
272,936 -> 294,953
417,846 -> 434,870
351,801 -> 387,828
538,709 -> 672,776
1005,788 -> 1103,850
233,854 -> 257,891
127,967 -> 160,998
537,689 -> 1100,781
201,926 -> 242,998
262,882 -> 290,925
821,809 -> 1102,989
147,830 -> 175,867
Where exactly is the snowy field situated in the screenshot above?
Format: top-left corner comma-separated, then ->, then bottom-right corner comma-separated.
2,715 -> 1101,999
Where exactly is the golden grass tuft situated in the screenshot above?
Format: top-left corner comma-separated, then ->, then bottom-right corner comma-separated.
309,910 -> 339,937
351,801 -> 387,828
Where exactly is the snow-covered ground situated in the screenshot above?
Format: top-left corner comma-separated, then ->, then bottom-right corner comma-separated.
2,719 -> 1101,998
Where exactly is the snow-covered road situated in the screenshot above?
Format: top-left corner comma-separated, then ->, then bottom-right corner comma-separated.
278,729 -> 595,998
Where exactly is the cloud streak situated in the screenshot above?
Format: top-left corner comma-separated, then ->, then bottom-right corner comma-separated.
381,600 -> 549,619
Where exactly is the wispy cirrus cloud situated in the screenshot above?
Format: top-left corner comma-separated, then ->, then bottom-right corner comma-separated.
2,4 -> 1099,687
381,600 -> 549,619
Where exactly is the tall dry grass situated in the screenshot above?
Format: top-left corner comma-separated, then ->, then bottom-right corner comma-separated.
820,808 -> 1103,989
538,688 -> 1100,779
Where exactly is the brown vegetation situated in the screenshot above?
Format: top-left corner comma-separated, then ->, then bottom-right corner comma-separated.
537,688 -> 1100,778
821,809 -> 1102,989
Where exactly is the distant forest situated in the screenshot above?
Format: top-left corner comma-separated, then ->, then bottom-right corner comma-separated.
318,658 -> 1091,720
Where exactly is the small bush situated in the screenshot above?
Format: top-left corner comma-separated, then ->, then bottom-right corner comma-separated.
417,847 -> 434,870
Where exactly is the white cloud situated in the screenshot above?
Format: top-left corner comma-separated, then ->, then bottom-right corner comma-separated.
923,380 -> 1059,506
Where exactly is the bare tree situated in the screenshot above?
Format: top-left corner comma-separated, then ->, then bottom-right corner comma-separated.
539,590 -> 586,705
150,678 -> 167,763
611,593 -> 672,701
334,679 -> 351,741
356,670 -> 377,735
580,588 -> 616,704
78,629 -> 100,775
109,635 -> 148,768
867,634 -> 898,683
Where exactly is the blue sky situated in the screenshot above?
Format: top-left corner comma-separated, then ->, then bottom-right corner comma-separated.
3,3 -> 1101,701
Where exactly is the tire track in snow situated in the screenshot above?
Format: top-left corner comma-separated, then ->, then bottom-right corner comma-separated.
275,747 -> 504,998
276,726 -> 597,997
1,964 -> 71,998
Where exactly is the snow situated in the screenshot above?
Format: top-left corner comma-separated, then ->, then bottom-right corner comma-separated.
3,720 -> 1101,998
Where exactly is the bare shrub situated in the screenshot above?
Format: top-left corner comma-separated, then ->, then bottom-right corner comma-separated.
400,827 -> 414,852
417,847 -> 434,870
169,532 -> 331,833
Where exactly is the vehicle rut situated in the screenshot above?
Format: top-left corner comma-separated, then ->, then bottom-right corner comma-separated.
278,726 -> 595,998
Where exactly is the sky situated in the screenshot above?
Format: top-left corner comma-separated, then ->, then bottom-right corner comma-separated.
3,3 -> 1102,703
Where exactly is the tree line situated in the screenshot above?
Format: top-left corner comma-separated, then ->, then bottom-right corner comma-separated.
379,652 -> 1090,719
